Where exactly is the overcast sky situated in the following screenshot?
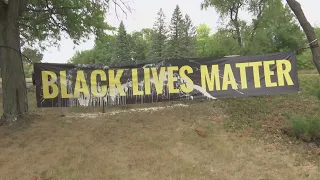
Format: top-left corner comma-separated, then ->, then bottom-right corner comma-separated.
42,0 -> 320,64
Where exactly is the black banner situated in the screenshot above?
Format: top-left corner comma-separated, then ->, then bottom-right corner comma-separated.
33,52 -> 299,107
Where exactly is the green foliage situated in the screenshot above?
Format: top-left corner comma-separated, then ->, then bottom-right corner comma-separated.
166,5 -> 185,59
196,25 -> 239,58
69,50 -> 97,64
244,2 -> 305,54
298,74 -> 320,101
285,113 -> 320,142
22,0 -> 119,48
211,30 -> 239,56
196,24 -> 212,58
165,5 -> 197,59
297,49 -> 316,70
22,48 -> 43,78
129,31 -> 149,62
201,0 -> 246,17
112,21 -> 131,64
67,1 -> 312,69
181,14 -> 197,58
217,74 -> 320,130
296,28 -> 320,70
149,8 -> 168,60
201,0 -> 305,58
94,34 -> 116,64
69,34 -> 115,65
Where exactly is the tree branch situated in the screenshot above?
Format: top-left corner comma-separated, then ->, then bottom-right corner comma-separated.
21,16 -> 50,22
44,0 -> 72,35
111,0 -> 132,20
18,22 -> 34,30
243,0 -> 266,55
250,0 -> 265,38
25,6 -> 82,12
112,0 -> 127,19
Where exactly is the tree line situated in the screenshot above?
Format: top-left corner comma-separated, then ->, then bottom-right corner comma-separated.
67,3 -> 318,71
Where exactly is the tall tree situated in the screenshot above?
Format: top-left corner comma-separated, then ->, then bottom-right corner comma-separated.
201,0 -> 304,56
112,21 -> 131,64
167,5 -> 185,59
69,49 -> 97,64
94,34 -> 116,64
149,8 -> 168,61
211,29 -> 239,56
201,0 -> 247,50
182,14 -> 197,58
0,0 -> 129,122
286,0 -> 320,74
129,31 -> 148,62
196,24 -> 212,57
243,1 -> 305,55
141,28 -> 153,57
196,25 -> 239,57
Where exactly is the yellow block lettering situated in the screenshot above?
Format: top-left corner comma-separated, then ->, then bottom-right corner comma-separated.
60,71 -> 73,98
179,65 -> 194,93
132,69 -> 144,96
200,65 -> 221,91
108,69 -> 125,97
236,63 -> 249,89
222,64 -> 237,90
74,70 -> 89,97
91,70 -> 107,97
144,68 -> 151,95
248,61 -> 263,88
167,66 -> 179,94
151,67 -> 166,95
276,60 -> 294,86
42,71 -> 58,99
264,60 -> 277,87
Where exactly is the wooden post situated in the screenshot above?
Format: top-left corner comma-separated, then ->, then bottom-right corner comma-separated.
102,100 -> 105,113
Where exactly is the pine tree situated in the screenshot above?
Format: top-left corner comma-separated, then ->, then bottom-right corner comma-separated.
182,14 -> 197,58
112,21 -> 131,64
148,8 -> 168,61
167,5 -> 185,59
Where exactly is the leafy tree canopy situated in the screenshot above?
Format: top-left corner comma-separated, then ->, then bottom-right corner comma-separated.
21,0 -> 126,49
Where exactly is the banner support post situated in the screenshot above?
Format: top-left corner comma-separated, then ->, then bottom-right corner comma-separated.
102,100 -> 105,113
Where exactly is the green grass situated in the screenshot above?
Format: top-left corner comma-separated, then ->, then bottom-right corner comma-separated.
217,74 -> 320,132
283,113 -> 320,143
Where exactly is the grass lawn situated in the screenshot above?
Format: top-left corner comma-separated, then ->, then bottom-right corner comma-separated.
0,73 -> 319,180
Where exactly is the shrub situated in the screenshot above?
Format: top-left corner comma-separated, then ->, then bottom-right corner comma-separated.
285,113 -> 320,142
296,50 -> 316,70
298,75 -> 320,102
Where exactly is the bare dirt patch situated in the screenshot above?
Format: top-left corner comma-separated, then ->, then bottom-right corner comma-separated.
0,102 -> 319,180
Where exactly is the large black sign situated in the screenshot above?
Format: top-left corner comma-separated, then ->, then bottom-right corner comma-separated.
33,52 -> 299,107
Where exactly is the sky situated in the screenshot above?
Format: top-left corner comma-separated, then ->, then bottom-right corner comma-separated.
42,0 -> 320,64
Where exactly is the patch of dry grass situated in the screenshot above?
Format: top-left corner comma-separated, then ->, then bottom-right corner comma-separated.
0,73 -> 319,179
0,102 -> 319,180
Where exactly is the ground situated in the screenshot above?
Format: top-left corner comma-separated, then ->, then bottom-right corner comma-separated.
0,73 -> 319,180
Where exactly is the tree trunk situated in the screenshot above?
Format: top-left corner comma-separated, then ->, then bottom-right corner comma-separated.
286,0 -> 320,74
231,5 -> 242,49
0,0 -> 28,124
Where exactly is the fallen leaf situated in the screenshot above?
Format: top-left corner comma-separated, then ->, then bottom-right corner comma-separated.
195,128 -> 207,137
